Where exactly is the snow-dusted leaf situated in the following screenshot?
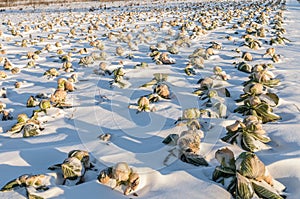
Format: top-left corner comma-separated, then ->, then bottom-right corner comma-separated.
0,179 -> 21,192
61,157 -> 84,180
252,181 -> 284,199
236,152 -> 265,179
242,134 -> 258,152
162,134 -> 179,145
255,103 -> 281,123
251,133 -> 271,143
260,93 -> 279,107
180,154 -> 209,166
236,173 -> 254,199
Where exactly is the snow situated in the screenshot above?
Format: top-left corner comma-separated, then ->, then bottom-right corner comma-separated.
0,0 -> 299,198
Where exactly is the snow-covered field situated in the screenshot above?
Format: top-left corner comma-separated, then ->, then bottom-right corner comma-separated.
0,0 -> 299,198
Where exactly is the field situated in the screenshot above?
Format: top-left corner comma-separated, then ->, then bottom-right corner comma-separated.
0,0 -> 299,198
